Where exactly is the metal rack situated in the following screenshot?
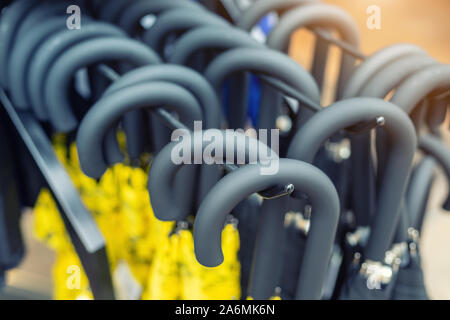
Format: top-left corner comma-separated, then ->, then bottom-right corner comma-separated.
0,88 -> 115,300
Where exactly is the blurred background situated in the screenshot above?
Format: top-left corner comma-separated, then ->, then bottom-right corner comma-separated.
1,0 -> 449,300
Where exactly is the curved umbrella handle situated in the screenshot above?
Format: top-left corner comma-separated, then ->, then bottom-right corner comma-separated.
266,3 -> 360,98
148,129 -> 279,221
116,0 -> 203,36
0,0 -> 46,87
351,54 -> 436,226
77,81 -> 203,219
204,47 -> 320,128
391,64 -> 450,116
104,64 -> 222,129
193,158 -> 340,300
100,64 -> 224,204
287,97 -> 417,262
76,81 -> 203,178
142,8 -> 229,57
27,21 -> 126,120
43,37 -> 161,132
236,0 -> 318,31
169,26 -> 263,130
343,44 -> 427,99
235,0 -> 324,127
169,26 -> 262,66
418,134 -> 450,211
113,1 -> 208,162
102,64 -> 222,159
8,17 -> 68,109
375,65 -> 450,184
359,55 -> 437,98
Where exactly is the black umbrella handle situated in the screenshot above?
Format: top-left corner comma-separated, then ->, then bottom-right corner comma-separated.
204,47 -> 321,129
100,64 -> 224,206
287,97 -> 417,262
116,0 -> 203,36
360,55 -> 437,98
0,0 -> 50,88
375,64 -> 450,186
142,8 -> 229,57
102,1 -> 202,160
101,64 -> 222,162
171,26 -> 263,129
343,44 -> 427,99
236,0 -> 318,30
170,26 -> 264,130
148,130 -> 279,221
169,26 -> 263,66
43,37 -> 161,132
351,54 -> 436,227
260,3 -> 359,131
8,17 -> 68,110
391,64 -> 450,118
193,159 -> 340,300
76,81 -> 203,178
26,21 -> 125,121
266,3 -> 360,99
13,1 -> 72,53
104,64 -> 222,129
236,0 -> 324,91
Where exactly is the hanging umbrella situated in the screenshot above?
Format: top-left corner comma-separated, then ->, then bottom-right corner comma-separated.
148,130 -> 280,298
287,98 -> 416,299
345,44 -> 432,228
192,158 -> 340,299
76,81 -> 203,222
203,47 -> 321,299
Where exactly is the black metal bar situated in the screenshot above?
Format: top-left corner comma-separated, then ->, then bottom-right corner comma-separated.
0,88 -> 115,300
224,2 -> 367,61
259,75 -> 323,112
310,27 -> 367,61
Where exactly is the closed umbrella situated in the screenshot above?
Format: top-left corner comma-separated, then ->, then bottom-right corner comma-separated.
76,81 -> 203,220
169,26 -> 263,129
287,98 -> 417,299
148,130 -> 279,298
343,44 -> 431,227
26,21 -> 125,121
100,64 -> 224,207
